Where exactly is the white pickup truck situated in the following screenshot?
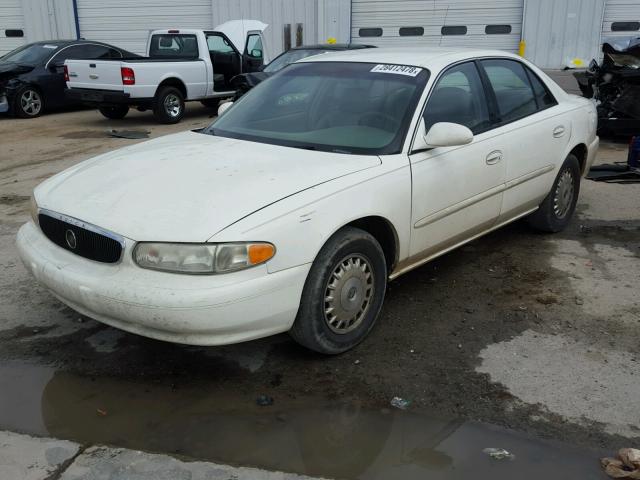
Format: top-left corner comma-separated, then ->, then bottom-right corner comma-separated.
64,20 -> 269,123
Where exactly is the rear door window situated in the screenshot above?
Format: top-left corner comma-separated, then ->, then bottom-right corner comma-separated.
423,61 -> 491,134
480,59 -> 538,124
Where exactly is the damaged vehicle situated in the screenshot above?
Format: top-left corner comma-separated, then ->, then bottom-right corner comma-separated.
574,38 -> 640,136
18,49 -> 598,354
230,43 -> 375,99
0,40 -> 135,118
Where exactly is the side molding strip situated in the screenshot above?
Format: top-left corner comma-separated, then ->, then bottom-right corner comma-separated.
413,164 -> 554,229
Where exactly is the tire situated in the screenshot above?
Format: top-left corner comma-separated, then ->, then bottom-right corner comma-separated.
13,86 -> 43,118
200,98 -> 220,109
153,86 -> 185,124
290,227 -> 387,354
98,105 -> 129,120
527,154 -> 581,233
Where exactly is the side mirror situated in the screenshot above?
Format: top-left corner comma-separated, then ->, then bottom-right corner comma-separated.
413,120 -> 474,151
250,48 -> 263,59
217,101 -> 233,116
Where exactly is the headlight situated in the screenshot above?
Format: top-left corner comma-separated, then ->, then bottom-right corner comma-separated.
133,242 -> 275,274
29,194 -> 39,225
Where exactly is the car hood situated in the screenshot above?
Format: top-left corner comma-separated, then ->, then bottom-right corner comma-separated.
0,62 -> 34,81
35,131 -> 381,242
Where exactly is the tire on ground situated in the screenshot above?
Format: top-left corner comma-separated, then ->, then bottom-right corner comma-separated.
290,226 -> 387,354
98,105 -> 129,120
153,86 -> 185,124
527,154 -> 581,233
13,85 -> 43,118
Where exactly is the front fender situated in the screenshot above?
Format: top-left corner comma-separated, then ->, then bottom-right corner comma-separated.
208,155 -> 412,274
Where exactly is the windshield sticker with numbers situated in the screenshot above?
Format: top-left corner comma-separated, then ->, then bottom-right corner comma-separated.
370,64 -> 422,77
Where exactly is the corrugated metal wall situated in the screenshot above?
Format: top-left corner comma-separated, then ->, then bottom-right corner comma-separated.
0,0 -> 25,55
602,0 -> 640,41
76,0 -> 213,55
23,0 -> 76,42
212,0 -> 317,58
351,0 -> 524,51
523,0 -> 605,68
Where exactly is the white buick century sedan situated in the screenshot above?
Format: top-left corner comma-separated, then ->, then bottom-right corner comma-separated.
18,48 -> 598,354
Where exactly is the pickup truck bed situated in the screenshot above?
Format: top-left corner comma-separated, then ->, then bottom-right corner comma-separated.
64,22 -> 269,124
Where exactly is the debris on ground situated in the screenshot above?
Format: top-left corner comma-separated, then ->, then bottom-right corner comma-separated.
108,129 -> 150,139
256,395 -> 274,407
390,397 -> 410,410
602,448 -> 640,479
483,448 -> 515,460
96,409 -> 107,417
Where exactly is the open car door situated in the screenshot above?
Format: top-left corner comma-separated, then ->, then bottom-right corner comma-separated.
214,19 -> 269,71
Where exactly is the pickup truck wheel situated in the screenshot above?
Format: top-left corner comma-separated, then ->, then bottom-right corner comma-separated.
14,86 -> 43,118
153,87 -> 184,124
527,154 -> 581,233
290,227 -> 387,354
98,105 -> 129,120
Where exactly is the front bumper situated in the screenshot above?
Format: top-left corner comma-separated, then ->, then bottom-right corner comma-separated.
0,93 -> 8,113
17,221 -> 309,346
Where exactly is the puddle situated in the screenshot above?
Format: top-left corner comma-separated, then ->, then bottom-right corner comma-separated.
0,362 -> 607,479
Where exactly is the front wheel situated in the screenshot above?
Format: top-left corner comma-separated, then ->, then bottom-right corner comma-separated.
290,227 -> 387,354
527,154 -> 581,233
153,87 -> 185,124
98,105 -> 129,119
14,86 -> 43,118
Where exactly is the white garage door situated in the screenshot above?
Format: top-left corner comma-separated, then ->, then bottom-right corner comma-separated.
602,0 -> 640,44
352,0 -> 524,53
0,0 -> 25,56
76,0 -> 213,55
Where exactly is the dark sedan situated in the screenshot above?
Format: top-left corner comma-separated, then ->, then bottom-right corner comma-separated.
230,43 -> 375,99
0,40 -> 136,118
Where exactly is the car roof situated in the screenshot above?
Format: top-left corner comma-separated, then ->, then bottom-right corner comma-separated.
29,40 -> 116,48
290,44 -> 375,51
301,46 -> 523,69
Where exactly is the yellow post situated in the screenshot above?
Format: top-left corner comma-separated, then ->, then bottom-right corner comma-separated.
518,40 -> 526,57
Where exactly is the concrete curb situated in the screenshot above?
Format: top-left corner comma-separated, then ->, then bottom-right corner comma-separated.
0,431 -> 328,480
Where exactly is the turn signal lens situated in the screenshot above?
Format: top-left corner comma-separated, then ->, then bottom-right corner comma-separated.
29,194 -> 39,225
248,243 -> 275,265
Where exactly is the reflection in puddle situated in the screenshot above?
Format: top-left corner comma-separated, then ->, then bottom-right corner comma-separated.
0,363 -> 604,479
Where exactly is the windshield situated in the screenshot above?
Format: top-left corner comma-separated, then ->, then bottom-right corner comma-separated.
263,49 -> 333,73
1,43 -> 58,65
206,62 -> 429,155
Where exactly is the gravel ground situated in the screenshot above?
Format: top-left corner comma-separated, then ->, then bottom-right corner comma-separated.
0,97 -> 639,477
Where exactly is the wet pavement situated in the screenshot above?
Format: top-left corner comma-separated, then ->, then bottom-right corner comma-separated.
0,361 -> 607,479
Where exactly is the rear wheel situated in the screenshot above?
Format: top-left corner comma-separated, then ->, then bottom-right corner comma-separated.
528,154 -> 581,233
98,105 -> 129,119
290,227 -> 387,354
14,86 -> 43,118
153,87 -> 185,124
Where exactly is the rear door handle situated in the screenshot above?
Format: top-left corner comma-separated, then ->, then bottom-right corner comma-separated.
486,150 -> 503,165
553,126 -> 565,138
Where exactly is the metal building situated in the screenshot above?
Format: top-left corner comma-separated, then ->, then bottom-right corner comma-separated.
1,0 -> 640,67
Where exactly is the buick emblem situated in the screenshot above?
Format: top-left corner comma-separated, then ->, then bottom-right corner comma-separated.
65,229 -> 77,249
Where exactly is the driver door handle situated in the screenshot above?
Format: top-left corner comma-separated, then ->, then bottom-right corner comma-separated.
486,150 -> 503,165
